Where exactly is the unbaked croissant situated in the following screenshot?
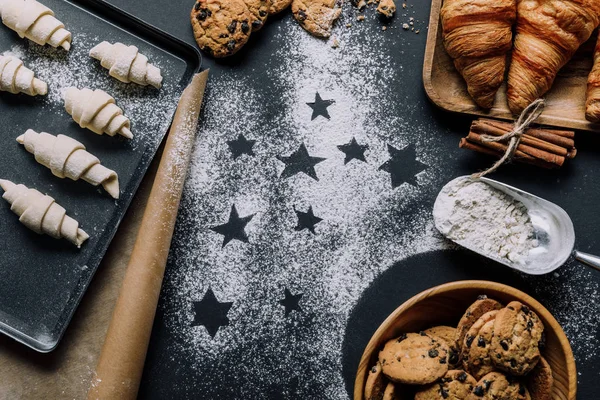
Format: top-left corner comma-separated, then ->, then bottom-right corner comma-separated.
64,87 -> 133,139
0,0 -> 72,50
90,41 -> 163,89
0,54 -> 47,96
586,31 -> 600,123
17,129 -> 120,199
0,179 -> 88,247
507,0 -> 600,114
440,0 -> 517,109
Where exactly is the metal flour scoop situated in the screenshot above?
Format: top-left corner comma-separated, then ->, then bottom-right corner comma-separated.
433,176 -> 600,275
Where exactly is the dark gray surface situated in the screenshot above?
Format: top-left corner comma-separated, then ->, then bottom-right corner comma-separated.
0,0 -> 198,351
104,1 -> 600,398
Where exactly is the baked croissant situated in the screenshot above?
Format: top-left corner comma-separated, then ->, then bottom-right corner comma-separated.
0,179 -> 88,247
18,129 -> 120,199
0,0 -> 72,50
64,87 -> 133,139
440,0 -> 517,109
0,54 -> 47,96
507,0 -> 600,114
586,31 -> 600,123
89,41 -> 163,89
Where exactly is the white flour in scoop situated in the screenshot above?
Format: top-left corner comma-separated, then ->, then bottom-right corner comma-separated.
434,177 -> 539,264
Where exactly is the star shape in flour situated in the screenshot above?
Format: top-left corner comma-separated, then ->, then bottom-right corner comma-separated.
277,143 -> 326,181
294,206 -> 323,234
210,205 -> 255,247
191,288 -> 233,338
337,137 -> 368,164
227,134 -> 256,159
306,92 -> 335,120
279,288 -> 303,316
378,144 -> 428,188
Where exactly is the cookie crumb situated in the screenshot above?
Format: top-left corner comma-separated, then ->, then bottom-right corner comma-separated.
402,2 -> 406,8
382,26 -> 388,31
357,15 -> 365,21
331,37 -> 340,48
415,29 -> 420,34
402,23 -> 409,30
346,23 -> 352,28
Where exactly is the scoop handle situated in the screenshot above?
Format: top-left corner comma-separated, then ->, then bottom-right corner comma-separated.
574,251 -> 600,272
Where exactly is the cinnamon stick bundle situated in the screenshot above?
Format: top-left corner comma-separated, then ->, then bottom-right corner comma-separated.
460,118 -> 576,169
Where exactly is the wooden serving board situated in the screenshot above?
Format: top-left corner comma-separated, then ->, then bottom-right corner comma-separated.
423,0 -> 600,132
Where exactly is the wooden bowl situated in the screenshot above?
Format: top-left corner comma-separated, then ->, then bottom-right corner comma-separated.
354,280 -> 576,400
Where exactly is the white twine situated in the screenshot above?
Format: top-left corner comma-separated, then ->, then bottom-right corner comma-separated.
472,99 -> 546,179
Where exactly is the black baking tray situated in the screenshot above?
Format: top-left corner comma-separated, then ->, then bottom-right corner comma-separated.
0,0 -> 201,352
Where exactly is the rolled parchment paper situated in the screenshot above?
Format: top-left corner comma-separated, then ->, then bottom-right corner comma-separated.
87,70 -> 209,400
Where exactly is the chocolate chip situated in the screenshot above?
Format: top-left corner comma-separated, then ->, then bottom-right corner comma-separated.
500,340 -> 509,351
522,305 -> 530,314
397,333 -> 407,342
477,294 -> 488,300
428,349 -> 439,358
196,9 -> 208,20
449,350 -> 458,365
298,10 -> 307,21
510,359 -> 517,368
241,21 -> 250,34
483,380 -> 491,390
440,388 -> 449,399
194,2 -> 202,11
439,357 -> 447,364
473,386 -> 484,396
527,319 -> 534,330
477,337 -> 486,347
251,20 -> 262,29
259,10 -> 267,17
419,331 -> 427,336
519,384 -> 526,395
466,335 -> 474,348
227,40 -> 236,51
207,9 -> 212,16
457,371 -> 468,382
227,21 -> 237,33
219,33 -> 228,38
371,366 -> 377,373
442,377 -> 452,383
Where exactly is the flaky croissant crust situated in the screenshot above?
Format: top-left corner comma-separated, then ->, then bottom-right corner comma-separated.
508,0 -> 600,114
441,0 -> 516,109
586,32 -> 600,123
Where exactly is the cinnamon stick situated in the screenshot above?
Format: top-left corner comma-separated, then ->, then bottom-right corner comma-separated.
466,132 -> 565,168
479,118 -> 576,148
459,138 -> 557,169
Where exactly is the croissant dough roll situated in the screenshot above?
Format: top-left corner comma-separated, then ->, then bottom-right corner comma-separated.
507,0 -> 600,114
0,54 -> 47,95
64,87 -> 133,139
17,129 -> 120,199
0,0 -> 72,50
586,31 -> 600,123
0,179 -> 88,247
440,0 -> 517,109
90,41 -> 163,89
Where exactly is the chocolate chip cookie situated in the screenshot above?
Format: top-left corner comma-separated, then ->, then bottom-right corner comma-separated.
365,361 -> 387,400
526,356 -> 553,400
425,326 -> 460,367
382,382 -> 399,400
379,333 -> 450,385
456,296 -> 503,349
462,311 -> 499,380
291,0 -> 342,38
191,0 -> 253,58
269,0 -> 293,14
491,302 -> 544,376
415,370 -> 477,400
468,372 -> 529,400
376,0 -> 396,19
241,0 -> 269,31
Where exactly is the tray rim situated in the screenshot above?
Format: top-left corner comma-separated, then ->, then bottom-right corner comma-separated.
422,0 -> 600,133
0,0 -> 202,353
